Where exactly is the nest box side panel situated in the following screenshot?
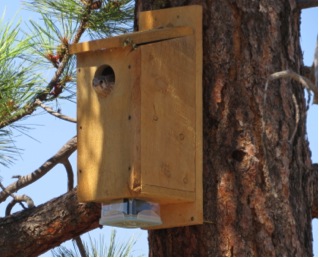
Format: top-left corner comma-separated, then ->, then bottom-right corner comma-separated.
77,47 -> 142,202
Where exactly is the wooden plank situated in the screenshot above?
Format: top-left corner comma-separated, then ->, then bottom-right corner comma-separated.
140,37 -> 196,194
139,5 -> 203,229
77,47 -> 142,202
140,185 -> 195,203
144,202 -> 204,230
69,26 -> 193,54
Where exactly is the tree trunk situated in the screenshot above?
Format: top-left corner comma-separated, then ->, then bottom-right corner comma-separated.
135,0 -> 314,256
0,189 -> 100,256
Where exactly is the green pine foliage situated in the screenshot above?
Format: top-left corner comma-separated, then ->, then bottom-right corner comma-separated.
51,230 -> 141,257
0,0 -> 134,166
0,12 -> 43,166
0,12 -> 42,120
24,0 -> 134,39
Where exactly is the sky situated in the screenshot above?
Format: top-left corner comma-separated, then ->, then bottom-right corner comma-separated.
0,2 -> 318,257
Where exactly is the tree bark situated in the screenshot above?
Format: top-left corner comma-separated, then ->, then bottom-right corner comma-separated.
135,0 -> 314,256
0,188 -> 100,257
311,163 -> 318,218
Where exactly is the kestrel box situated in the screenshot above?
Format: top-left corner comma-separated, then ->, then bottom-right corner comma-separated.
70,5 -> 203,229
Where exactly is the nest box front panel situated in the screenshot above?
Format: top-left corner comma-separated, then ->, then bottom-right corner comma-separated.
77,47 -> 141,202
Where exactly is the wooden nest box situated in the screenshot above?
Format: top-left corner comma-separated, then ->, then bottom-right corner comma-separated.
70,5 -> 203,229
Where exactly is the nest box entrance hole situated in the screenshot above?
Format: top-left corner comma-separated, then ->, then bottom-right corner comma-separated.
92,64 -> 116,97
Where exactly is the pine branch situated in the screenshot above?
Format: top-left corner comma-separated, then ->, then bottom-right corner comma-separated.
0,188 -> 101,257
0,179 -> 35,215
0,136 -> 77,203
63,158 -> 75,192
5,194 -> 35,216
35,99 -> 76,123
0,59 -> 69,130
265,69 -> 316,94
0,4 -> 92,130
296,0 -> 318,9
0,102 -> 38,129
